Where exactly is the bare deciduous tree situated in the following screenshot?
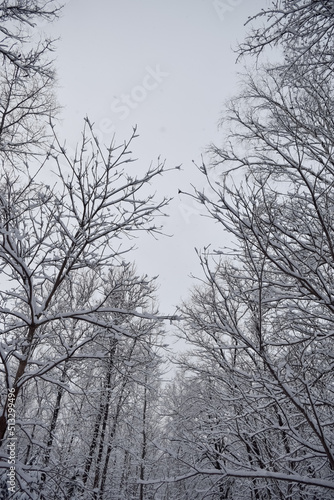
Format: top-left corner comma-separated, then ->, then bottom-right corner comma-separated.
0,0 -> 61,77
0,118 -> 176,495
239,0 -> 334,80
164,27 -> 334,500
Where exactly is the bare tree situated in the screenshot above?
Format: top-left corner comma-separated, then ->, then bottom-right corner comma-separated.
9,264 -> 164,499
0,118 -> 177,495
0,0 -> 61,77
0,0 -> 60,169
162,12 -> 334,496
0,63 -> 57,161
239,0 -> 334,80
0,3 -> 182,497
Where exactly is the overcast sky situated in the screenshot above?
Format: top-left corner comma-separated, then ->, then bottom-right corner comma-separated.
44,0 -> 266,319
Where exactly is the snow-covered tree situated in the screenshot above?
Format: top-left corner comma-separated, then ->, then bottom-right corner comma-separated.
0,117 -> 174,494
163,2 -> 334,497
239,0 -> 334,81
11,265 -> 165,499
0,4 -> 178,497
0,0 -> 61,76
0,0 -> 60,160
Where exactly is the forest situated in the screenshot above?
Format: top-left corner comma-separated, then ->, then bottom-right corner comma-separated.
1,1 -> 334,499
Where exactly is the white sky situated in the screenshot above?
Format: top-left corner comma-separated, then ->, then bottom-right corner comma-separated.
43,0 -> 266,318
